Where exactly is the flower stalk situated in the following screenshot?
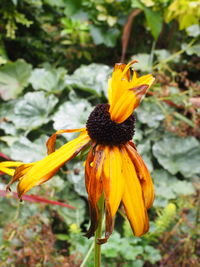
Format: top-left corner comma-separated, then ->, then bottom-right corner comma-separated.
94,195 -> 104,267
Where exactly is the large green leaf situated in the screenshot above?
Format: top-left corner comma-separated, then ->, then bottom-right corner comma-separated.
29,66 -> 67,92
90,26 -> 120,48
0,59 -> 32,100
10,135 -> 48,162
135,100 -> 165,128
53,99 -> 92,136
153,169 -> 195,207
65,63 -> 111,97
8,91 -> 58,131
153,136 -> 200,177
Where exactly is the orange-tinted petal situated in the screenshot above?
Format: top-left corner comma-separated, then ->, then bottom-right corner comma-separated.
85,145 -> 105,238
102,146 -> 124,241
6,163 -> 35,191
46,128 -> 86,154
126,142 -> 154,209
121,147 -> 149,237
17,131 -> 90,197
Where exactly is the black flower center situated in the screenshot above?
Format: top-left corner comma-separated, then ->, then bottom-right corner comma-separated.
86,104 -> 135,145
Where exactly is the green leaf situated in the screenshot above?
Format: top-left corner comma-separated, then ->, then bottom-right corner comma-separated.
182,43 -> 200,57
137,140 -> 153,172
90,26 -> 120,47
135,100 -> 165,128
56,183 -> 86,225
10,135 -> 48,162
67,162 -> 87,197
53,99 -> 92,138
8,91 -> 58,131
152,136 -> 200,177
0,59 -> 32,100
144,8 -> 163,40
66,63 -> 111,96
131,53 -> 152,72
29,66 -> 67,92
186,24 -> 200,37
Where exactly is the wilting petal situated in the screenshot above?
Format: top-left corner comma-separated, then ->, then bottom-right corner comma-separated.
17,131 -> 90,197
0,161 -> 23,177
85,145 -> 105,238
6,163 -> 35,191
126,142 -> 154,209
102,146 -> 124,241
121,147 -> 149,237
46,128 -> 86,154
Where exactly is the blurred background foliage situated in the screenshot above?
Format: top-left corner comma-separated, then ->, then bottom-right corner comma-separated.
0,0 -> 200,266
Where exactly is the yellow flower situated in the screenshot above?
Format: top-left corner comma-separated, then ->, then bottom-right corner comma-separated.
0,60 -> 155,243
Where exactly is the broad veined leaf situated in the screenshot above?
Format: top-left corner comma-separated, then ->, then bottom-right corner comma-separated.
8,91 -> 58,131
135,101 -> 165,128
153,137 -> 200,177
29,66 -> 66,92
10,135 -> 48,162
0,59 -> 32,100
53,99 -> 92,139
65,63 -> 112,97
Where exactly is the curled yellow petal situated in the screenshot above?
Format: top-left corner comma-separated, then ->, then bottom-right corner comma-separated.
17,131 -> 90,197
108,61 -> 155,123
46,127 -> 86,154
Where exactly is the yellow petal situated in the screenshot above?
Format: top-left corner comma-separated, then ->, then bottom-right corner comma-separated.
0,161 -> 23,177
126,142 -> 154,209
46,127 -> 86,154
121,147 -> 149,237
6,163 -> 35,191
102,146 -> 124,241
17,131 -> 90,197
103,146 -> 124,217
108,60 -> 155,123
0,161 -> 23,168
0,167 -> 15,176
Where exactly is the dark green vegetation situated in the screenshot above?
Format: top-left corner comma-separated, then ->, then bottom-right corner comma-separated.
0,0 -> 200,266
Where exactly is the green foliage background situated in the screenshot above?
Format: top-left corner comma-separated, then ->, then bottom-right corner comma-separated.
0,0 -> 200,266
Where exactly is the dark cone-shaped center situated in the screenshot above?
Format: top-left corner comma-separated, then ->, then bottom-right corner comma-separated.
86,104 -> 135,145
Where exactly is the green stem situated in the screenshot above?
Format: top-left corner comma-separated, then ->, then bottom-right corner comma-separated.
94,195 -> 104,267
80,241 -> 94,267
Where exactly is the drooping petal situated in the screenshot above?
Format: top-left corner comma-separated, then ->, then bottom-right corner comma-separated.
126,142 -> 154,209
6,163 -> 35,191
102,146 -> 124,241
85,145 -> 105,238
0,161 -> 23,177
17,131 -> 90,197
46,128 -> 86,154
121,147 -> 149,237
